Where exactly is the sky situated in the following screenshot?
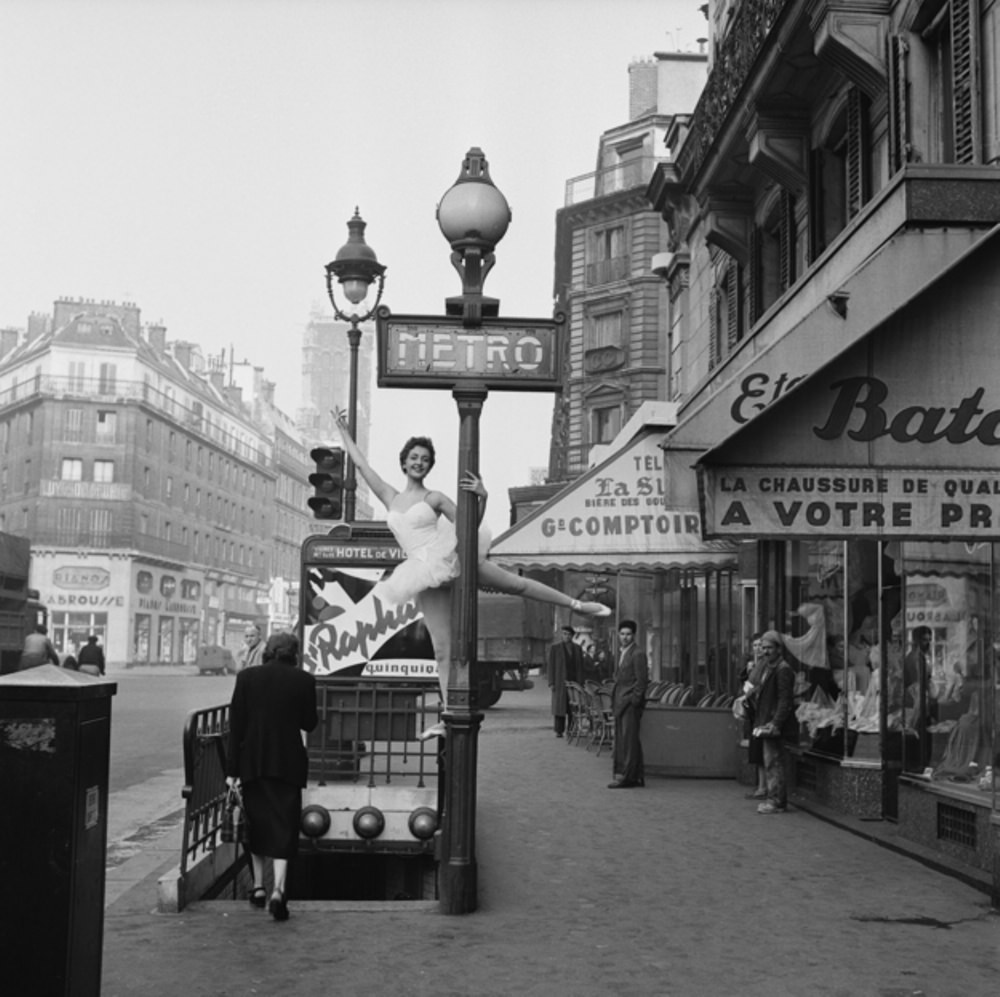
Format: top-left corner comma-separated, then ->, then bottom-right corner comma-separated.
0,0 -> 707,534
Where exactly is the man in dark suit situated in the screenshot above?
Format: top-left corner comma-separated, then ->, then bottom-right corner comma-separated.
226,632 -> 318,920
609,619 -> 648,788
547,625 -> 584,737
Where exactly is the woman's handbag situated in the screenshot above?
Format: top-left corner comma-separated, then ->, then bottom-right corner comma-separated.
221,784 -> 249,844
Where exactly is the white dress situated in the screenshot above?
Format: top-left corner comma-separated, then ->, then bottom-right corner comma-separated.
377,500 -> 492,606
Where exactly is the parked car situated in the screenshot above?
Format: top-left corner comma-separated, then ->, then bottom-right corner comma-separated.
196,645 -> 237,675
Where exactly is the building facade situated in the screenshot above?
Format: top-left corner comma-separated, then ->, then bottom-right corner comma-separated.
0,297 -> 304,666
650,0 -> 1000,897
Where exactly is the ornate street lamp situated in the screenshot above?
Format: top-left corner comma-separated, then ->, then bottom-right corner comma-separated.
436,147 -> 511,326
324,208 -> 386,520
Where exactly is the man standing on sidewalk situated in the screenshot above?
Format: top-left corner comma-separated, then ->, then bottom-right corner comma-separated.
608,619 -> 648,789
238,624 -> 265,671
753,630 -> 797,814
547,625 -> 583,738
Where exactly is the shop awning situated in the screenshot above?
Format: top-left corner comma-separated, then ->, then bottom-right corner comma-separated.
489,430 -> 738,572
694,225 -> 1000,541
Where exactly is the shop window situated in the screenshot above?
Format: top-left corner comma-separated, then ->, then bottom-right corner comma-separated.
158,617 -> 174,662
134,614 -> 151,662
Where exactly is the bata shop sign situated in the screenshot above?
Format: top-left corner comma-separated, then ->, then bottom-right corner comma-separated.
701,467 -> 1000,539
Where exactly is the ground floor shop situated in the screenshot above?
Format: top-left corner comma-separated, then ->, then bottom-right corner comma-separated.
30,548 -> 265,668
492,422 -> 744,702
692,230 -> 1000,899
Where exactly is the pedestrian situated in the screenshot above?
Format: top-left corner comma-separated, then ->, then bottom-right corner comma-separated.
226,632 -> 318,922
62,652 -> 79,671
738,632 -> 767,800
752,630 -> 798,814
19,624 -> 59,670
238,623 -> 265,671
608,619 -> 648,789
547,625 -> 584,737
77,634 -> 106,676
333,408 -> 610,737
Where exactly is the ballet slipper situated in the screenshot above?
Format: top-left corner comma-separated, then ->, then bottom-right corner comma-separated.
570,599 -> 611,618
419,720 -> 447,741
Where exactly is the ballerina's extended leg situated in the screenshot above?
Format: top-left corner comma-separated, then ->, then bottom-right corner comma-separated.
477,561 -> 611,617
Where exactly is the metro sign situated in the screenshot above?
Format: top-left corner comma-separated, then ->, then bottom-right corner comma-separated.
376,307 -> 565,391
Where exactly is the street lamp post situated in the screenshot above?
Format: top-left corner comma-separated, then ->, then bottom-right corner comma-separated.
373,147 -> 562,914
434,148 -> 511,914
324,209 -> 386,521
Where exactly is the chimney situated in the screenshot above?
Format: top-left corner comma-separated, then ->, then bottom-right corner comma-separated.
1,327 -> 21,360
172,341 -> 193,369
208,369 -> 225,391
26,312 -> 51,342
146,323 -> 167,353
224,385 -> 244,409
628,58 -> 657,119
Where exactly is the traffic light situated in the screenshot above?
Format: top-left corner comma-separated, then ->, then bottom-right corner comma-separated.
308,446 -> 345,519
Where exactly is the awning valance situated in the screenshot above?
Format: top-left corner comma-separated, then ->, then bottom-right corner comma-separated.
489,431 -> 738,572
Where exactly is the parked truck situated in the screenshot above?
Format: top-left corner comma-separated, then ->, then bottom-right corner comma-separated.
0,532 -> 46,675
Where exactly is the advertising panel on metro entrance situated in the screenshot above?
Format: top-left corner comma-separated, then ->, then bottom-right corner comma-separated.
299,526 -> 437,680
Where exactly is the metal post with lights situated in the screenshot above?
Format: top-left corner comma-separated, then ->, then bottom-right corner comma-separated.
324,209 -> 386,521
375,148 -> 564,914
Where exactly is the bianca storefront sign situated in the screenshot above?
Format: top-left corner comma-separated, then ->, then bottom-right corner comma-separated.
701,467 -> 1000,538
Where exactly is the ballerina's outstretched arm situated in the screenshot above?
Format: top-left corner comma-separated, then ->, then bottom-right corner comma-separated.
331,408 -> 397,510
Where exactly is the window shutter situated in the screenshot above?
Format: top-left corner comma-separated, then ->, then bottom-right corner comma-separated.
886,34 -> 910,172
748,225 -> 762,325
807,148 -> 824,263
951,0 -> 980,164
726,263 -> 741,349
780,190 -> 795,291
709,286 -> 720,370
846,88 -> 870,219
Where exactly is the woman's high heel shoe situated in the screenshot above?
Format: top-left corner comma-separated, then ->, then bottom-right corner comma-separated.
268,890 -> 289,921
570,599 -> 611,618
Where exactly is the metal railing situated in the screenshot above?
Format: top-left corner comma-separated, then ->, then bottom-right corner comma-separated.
180,703 -> 231,876
309,679 -> 441,789
564,159 -> 660,206
0,373 -> 273,466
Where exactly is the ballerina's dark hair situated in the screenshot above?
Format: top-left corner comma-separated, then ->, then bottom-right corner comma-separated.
399,436 -> 436,470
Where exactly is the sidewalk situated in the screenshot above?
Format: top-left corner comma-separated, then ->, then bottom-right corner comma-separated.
101,684 -> 998,997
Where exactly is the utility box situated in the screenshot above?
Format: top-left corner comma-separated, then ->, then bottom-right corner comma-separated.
0,664 -> 117,996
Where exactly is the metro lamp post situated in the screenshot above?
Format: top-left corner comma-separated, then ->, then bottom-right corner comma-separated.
324,208 -> 386,521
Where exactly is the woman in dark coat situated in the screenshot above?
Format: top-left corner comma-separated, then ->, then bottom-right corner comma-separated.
226,632 -> 318,920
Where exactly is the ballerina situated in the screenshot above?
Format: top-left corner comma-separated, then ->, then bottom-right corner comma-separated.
332,408 -> 610,735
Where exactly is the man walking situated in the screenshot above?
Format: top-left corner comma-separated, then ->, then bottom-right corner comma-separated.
547,625 -> 583,737
609,619 -> 648,789
753,630 -> 797,814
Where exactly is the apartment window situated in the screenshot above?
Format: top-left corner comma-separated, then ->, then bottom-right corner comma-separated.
94,460 -> 114,483
57,507 -> 82,544
61,458 -> 83,481
587,310 -> 624,351
165,475 -> 173,500
592,405 -> 622,444
98,363 -> 117,395
68,361 -> 86,393
92,508 -> 112,544
587,224 -> 628,285
63,408 -> 84,442
921,0 -> 982,163
184,483 -> 190,505
96,410 -> 117,442
168,431 -> 176,460
140,513 -> 149,534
